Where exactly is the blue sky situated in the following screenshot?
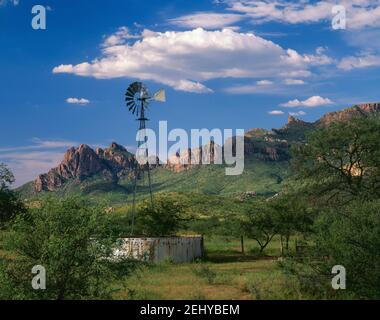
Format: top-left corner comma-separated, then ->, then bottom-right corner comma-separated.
1,0 -> 380,186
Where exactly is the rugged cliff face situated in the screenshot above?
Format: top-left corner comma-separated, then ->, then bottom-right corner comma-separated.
35,143 -> 136,192
165,141 -> 224,172
315,103 -> 380,127
96,142 -> 136,178
32,103 -> 380,192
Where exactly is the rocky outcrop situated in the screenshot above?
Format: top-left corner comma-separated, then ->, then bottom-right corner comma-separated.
96,142 -> 136,178
316,102 -> 380,127
34,143 -> 135,192
166,141 -> 223,172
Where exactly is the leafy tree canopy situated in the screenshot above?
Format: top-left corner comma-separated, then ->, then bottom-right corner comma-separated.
0,197 -> 121,300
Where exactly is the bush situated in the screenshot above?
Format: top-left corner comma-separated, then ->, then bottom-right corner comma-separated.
0,197 -> 122,300
133,194 -> 184,236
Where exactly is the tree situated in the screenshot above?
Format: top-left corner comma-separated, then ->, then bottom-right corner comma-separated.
243,201 -> 277,253
283,116 -> 380,299
0,163 -> 24,228
292,116 -> 380,204
268,193 -> 314,255
0,197 -> 120,300
134,194 -> 184,236
0,163 -> 15,188
312,199 -> 380,299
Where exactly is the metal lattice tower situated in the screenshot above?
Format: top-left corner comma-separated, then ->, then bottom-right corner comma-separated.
125,81 -> 166,234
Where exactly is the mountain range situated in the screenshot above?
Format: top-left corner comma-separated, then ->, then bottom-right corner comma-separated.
18,102 -> 380,204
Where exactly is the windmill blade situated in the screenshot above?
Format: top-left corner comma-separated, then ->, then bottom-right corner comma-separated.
153,89 -> 166,102
126,86 -> 135,94
128,104 -> 135,111
126,90 -> 135,98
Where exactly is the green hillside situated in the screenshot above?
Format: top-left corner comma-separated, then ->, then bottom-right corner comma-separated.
19,158 -> 288,206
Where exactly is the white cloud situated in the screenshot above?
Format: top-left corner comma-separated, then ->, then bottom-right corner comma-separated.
280,95 -> 334,107
280,70 -> 312,78
53,27 -> 332,93
169,12 -> 244,29
268,110 -> 284,115
227,0 -> 332,24
0,138 -> 77,153
284,79 -> 306,85
348,2 -> 380,29
0,139 -> 78,187
173,80 -> 214,93
289,110 -> 306,116
338,54 -> 380,70
66,97 -> 90,105
1,152 -> 64,188
256,80 -> 273,85
102,27 -> 140,47
226,0 -> 380,30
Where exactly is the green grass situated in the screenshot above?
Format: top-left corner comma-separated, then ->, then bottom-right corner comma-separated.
112,235 -> 306,300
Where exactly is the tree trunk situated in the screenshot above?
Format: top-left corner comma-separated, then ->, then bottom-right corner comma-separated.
285,234 -> 290,251
240,235 -> 245,255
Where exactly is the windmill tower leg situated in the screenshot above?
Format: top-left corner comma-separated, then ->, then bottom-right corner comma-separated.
130,101 -> 154,235
130,161 -> 139,235
141,106 -> 154,208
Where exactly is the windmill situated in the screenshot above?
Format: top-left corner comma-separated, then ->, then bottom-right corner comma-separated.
125,81 -> 166,234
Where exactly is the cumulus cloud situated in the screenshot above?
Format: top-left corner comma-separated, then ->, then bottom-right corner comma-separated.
173,80 -> 214,93
280,95 -> 334,107
101,27 -> 140,47
53,27 -> 332,93
169,12 -> 244,29
268,110 -> 284,115
66,97 -> 90,105
338,54 -> 380,70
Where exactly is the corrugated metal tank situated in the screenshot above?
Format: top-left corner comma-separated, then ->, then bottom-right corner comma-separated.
114,236 -> 204,263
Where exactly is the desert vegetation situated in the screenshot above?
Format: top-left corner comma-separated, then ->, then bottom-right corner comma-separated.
0,115 -> 379,299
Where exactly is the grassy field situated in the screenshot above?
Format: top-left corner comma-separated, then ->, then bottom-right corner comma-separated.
0,231 -> 308,300
113,236 -> 305,300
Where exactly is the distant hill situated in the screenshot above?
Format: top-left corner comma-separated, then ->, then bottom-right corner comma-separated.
17,102 -> 380,204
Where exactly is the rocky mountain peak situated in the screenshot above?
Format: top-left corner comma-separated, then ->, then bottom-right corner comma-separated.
108,142 -> 127,152
316,102 -> 380,127
287,115 -> 297,124
34,142 -> 136,192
